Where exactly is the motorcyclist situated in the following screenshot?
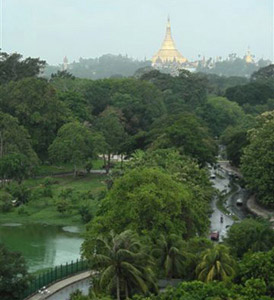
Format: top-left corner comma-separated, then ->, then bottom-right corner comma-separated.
220,215 -> 224,223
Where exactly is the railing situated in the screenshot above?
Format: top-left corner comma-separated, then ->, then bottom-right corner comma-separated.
22,259 -> 89,299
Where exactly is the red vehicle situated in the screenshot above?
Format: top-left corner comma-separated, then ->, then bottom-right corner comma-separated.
210,231 -> 219,241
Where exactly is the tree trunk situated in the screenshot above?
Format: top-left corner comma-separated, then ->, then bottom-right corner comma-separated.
116,276 -> 120,300
125,282 -> 129,299
73,163 -> 77,177
120,154 -> 124,169
106,152 -> 111,174
103,154 -> 106,168
0,131 -> 3,158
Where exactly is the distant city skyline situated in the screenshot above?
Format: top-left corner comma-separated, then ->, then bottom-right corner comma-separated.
0,0 -> 273,65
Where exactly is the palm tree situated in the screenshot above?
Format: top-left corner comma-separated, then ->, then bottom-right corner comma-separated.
196,244 -> 236,283
152,234 -> 191,279
89,230 -> 156,300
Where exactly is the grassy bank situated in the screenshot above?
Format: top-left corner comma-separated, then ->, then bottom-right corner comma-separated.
0,173 -> 107,226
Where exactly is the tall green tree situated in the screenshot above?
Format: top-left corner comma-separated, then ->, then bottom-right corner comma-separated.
241,111 -> 274,207
239,248 -> 274,297
86,167 -> 210,239
0,243 -> 31,300
0,112 -> 38,180
49,121 -> 95,176
152,234 -> 191,279
196,245 -> 236,283
0,78 -> 69,159
96,106 -> 126,171
0,52 -> 45,84
198,97 -> 246,137
225,218 -> 274,258
83,230 -> 156,300
149,113 -> 217,165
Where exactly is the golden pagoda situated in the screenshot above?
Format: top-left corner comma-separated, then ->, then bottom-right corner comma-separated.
152,17 -> 187,66
245,48 -> 254,64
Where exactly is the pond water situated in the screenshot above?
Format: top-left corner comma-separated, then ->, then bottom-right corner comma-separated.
0,223 -> 84,272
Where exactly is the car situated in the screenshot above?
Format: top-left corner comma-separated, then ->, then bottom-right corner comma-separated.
210,174 -> 216,179
210,231 -> 219,241
236,198 -> 243,206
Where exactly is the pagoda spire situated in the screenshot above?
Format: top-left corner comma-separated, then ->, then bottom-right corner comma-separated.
152,16 -> 187,65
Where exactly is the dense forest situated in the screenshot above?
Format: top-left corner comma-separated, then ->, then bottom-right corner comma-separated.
1,51 -> 274,300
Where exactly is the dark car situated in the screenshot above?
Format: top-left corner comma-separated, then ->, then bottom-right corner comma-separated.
210,231 -> 219,241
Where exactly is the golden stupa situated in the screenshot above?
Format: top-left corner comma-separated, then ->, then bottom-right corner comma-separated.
245,48 -> 254,64
152,17 -> 187,65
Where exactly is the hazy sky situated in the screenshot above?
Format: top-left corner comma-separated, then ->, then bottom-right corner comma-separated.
1,0 -> 273,65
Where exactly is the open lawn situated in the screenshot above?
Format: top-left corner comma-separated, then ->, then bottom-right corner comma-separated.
0,173 -> 107,226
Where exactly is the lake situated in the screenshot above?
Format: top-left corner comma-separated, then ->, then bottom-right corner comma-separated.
0,223 -> 84,272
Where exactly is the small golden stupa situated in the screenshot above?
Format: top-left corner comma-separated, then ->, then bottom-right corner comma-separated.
245,48 -> 254,64
152,17 -> 187,66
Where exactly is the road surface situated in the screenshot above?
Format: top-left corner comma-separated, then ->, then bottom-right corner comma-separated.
209,164 -> 248,242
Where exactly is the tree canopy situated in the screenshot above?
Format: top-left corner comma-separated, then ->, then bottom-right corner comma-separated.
241,111 -> 274,207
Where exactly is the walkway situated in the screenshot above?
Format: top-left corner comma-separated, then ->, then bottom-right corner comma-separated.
27,271 -> 91,300
247,195 -> 274,223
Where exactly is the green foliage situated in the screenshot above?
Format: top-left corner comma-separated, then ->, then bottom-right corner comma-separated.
86,167 -> 210,239
225,218 -> 274,258
83,230 -> 157,300
152,234 -> 192,279
0,243 -> 31,300
0,112 -> 38,180
17,206 -> 30,216
0,51 -> 45,84
49,121 -> 95,175
149,113 -> 217,165
0,192 -> 12,212
239,248 -> 274,297
56,199 -> 70,215
221,128 -> 249,166
5,182 -> 31,205
78,205 -> 93,223
0,153 -> 37,183
95,107 -> 126,161
85,159 -> 94,173
0,78 -> 69,159
141,70 -> 208,111
132,280 -> 273,300
251,64 -> 274,82
51,70 -> 76,80
196,244 -> 236,283
225,81 -> 274,108
198,96 -> 246,136
58,90 -> 91,122
241,111 -> 274,206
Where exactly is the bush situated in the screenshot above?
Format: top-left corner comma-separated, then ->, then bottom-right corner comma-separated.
17,206 -> 29,215
5,183 -> 31,204
0,192 -> 13,212
43,177 -> 58,186
56,199 -> 69,215
78,205 -> 93,223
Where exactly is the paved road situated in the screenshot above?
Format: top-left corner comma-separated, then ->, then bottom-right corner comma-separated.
209,168 -> 233,241
209,164 -> 248,242
27,271 -> 91,300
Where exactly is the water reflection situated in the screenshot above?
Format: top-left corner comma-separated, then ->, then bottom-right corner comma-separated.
0,223 -> 84,272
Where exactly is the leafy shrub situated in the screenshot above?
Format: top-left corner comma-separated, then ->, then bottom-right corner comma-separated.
78,205 -> 93,223
17,206 -> 29,215
5,183 -> 31,204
